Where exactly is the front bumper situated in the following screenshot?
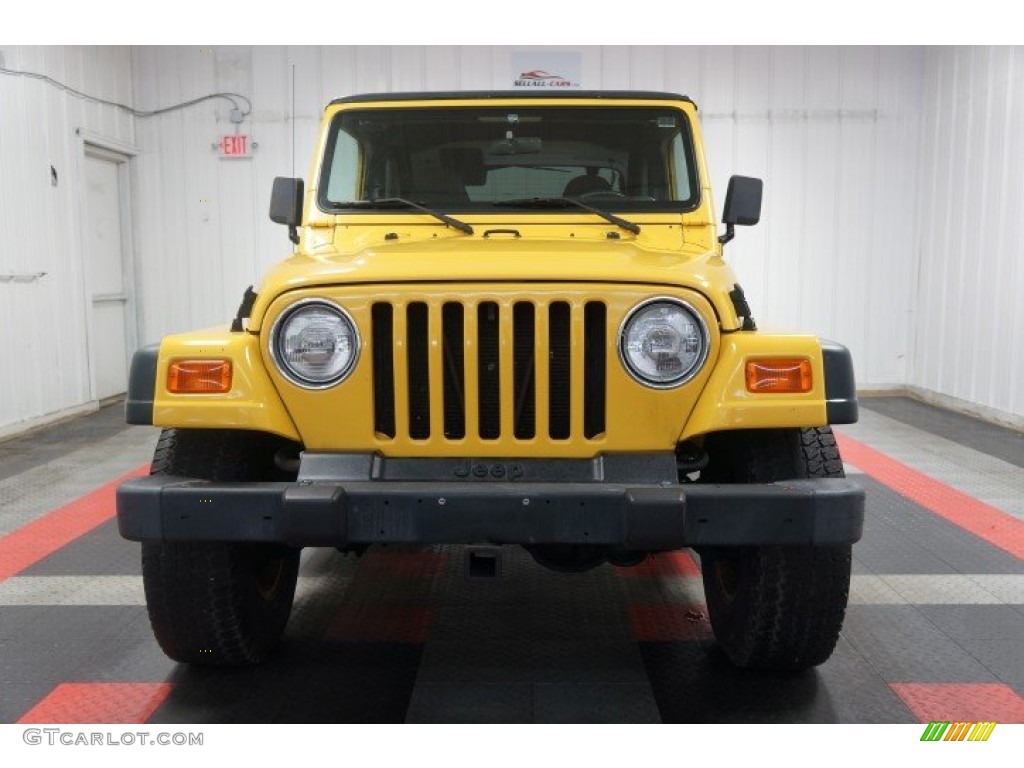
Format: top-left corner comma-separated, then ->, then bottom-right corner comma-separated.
116,453 -> 864,549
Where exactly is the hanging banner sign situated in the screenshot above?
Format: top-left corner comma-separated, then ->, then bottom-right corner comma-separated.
510,51 -> 582,89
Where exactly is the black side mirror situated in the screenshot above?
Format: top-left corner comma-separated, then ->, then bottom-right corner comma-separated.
719,175 -> 763,245
270,177 -> 304,244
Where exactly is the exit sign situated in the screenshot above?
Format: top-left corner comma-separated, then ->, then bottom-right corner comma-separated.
219,135 -> 251,158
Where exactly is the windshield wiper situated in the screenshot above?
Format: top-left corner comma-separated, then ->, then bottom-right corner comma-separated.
334,197 -> 474,235
493,197 -> 640,235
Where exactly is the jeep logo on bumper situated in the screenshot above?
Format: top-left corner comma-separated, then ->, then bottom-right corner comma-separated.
454,461 -> 525,480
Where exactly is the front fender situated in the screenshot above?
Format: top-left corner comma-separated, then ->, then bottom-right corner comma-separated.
681,332 -> 842,440
127,326 -> 300,441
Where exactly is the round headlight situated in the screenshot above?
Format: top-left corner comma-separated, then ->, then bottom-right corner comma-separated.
619,298 -> 709,388
270,299 -> 359,388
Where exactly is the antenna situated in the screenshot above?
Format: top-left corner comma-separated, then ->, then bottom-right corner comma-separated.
290,62 -> 296,252
290,62 -> 295,178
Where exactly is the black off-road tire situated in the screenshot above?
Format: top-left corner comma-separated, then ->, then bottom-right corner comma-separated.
697,427 -> 852,670
141,428 -> 300,666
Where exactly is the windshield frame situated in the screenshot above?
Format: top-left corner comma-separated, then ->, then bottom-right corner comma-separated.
314,102 -> 702,217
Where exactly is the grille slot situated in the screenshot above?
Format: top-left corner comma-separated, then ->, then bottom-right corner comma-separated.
407,302 -> 430,439
584,301 -> 607,439
442,303 -> 466,439
371,303 -> 395,438
477,302 -> 501,440
548,301 -> 571,440
513,302 -> 536,439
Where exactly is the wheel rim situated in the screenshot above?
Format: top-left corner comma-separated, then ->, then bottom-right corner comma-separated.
255,555 -> 285,601
713,558 -> 740,605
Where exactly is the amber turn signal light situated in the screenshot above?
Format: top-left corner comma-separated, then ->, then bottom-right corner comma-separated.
167,360 -> 233,393
745,358 -> 812,393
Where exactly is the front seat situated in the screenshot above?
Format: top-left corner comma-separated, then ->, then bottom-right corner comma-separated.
563,173 -> 611,198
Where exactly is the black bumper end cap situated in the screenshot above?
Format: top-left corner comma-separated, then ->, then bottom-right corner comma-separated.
822,339 -> 859,424
125,345 -> 159,425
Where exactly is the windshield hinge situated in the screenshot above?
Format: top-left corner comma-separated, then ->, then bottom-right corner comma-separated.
728,284 -> 757,331
231,285 -> 258,333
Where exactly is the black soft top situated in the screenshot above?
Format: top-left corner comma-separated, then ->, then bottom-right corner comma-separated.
328,90 -> 696,108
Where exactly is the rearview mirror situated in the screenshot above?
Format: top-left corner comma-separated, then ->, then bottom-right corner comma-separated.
489,136 -> 543,156
270,177 -> 304,244
719,175 -> 763,246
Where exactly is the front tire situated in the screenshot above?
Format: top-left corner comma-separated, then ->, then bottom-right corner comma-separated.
141,429 -> 300,666
697,427 -> 852,670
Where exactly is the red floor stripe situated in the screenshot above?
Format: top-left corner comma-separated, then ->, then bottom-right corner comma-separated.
17,683 -> 172,724
836,433 -> 1024,560
325,604 -> 434,643
628,603 -> 712,642
617,551 -> 701,578
0,465 -> 148,584
890,683 -> 1024,724
360,551 -> 450,580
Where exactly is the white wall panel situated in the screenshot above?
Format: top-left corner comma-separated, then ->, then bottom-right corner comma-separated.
0,45 -> 134,436
912,47 -> 1024,424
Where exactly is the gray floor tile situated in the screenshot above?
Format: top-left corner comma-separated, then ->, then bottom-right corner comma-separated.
406,683 -> 534,723
534,682 -> 661,723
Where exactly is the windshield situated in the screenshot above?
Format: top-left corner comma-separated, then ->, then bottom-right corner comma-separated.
318,106 -> 699,213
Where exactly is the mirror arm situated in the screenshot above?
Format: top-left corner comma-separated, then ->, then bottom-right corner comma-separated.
718,222 -> 735,246
288,225 -> 299,245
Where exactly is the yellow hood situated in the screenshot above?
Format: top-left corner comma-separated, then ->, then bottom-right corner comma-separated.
247,232 -> 743,332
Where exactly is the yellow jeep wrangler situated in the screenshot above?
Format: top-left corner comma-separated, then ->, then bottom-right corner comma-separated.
117,91 -> 863,670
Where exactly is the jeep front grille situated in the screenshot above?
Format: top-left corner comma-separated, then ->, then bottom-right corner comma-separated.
372,299 -> 607,443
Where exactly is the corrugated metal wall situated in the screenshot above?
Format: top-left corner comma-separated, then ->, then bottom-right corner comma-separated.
0,45 -> 135,436
912,47 -> 1024,424
129,45 -> 924,392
